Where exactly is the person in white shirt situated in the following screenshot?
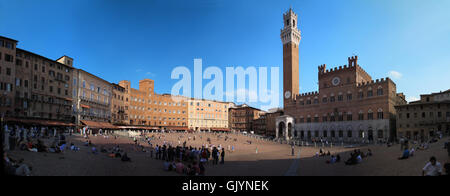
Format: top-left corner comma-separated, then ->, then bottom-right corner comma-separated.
422,157 -> 442,176
409,147 -> 415,157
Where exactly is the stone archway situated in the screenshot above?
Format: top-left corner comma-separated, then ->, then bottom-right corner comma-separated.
288,123 -> 292,138
276,115 -> 295,140
278,122 -> 285,138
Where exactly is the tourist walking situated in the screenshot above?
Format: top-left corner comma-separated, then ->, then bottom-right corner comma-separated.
220,149 -> 225,164
291,144 -> 295,156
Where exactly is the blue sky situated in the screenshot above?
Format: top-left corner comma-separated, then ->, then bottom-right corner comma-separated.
1,0 -> 449,110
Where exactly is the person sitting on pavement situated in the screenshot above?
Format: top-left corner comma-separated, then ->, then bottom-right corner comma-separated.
422,157 -> 442,176
3,152 -> 32,176
398,148 -> 410,160
121,152 -> 131,162
409,147 -> 415,157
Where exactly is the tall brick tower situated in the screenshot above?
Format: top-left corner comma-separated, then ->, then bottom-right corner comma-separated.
280,8 -> 301,106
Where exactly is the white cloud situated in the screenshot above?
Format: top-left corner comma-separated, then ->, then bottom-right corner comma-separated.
225,88 -> 258,101
146,72 -> 156,77
406,96 -> 419,102
388,70 -> 403,80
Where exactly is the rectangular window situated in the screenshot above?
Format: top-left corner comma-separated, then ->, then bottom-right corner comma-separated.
367,91 -> 373,97
16,59 -> 22,66
5,42 -> 13,49
5,54 -> 13,62
15,78 -> 21,86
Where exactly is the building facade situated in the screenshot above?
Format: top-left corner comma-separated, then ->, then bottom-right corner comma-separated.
111,83 -> 128,125
1,36 -> 75,124
229,104 -> 264,133
73,69 -> 113,126
396,90 -> 450,141
119,79 -> 188,130
254,109 -> 284,137
0,36 -> 17,118
188,98 -> 235,131
276,9 -> 406,142
253,114 -> 267,135
265,109 -> 284,137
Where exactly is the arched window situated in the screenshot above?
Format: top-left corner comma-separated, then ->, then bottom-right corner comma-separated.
377,108 -> 384,119
377,86 -> 384,96
347,112 -> 353,121
338,112 -> 344,121
347,91 -> 353,101
368,109 -> 374,120
322,95 -> 328,103
322,114 -> 328,122
367,87 -> 373,97
358,110 -> 364,120
358,89 -> 364,99
338,92 -> 343,101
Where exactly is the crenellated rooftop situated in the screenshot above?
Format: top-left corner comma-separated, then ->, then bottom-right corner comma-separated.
294,91 -> 320,100
318,56 -> 368,76
356,77 -> 393,88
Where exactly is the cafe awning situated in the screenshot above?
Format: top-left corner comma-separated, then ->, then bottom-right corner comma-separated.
5,117 -> 75,127
80,120 -> 117,129
210,128 -> 231,132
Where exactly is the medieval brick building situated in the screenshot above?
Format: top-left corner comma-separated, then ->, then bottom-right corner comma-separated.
276,9 -> 406,142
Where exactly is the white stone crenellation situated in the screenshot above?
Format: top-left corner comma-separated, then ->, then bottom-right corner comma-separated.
280,8 -> 301,45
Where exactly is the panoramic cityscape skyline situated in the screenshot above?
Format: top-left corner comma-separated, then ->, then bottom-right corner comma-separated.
1,0 -> 449,179
1,0 -> 450,110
